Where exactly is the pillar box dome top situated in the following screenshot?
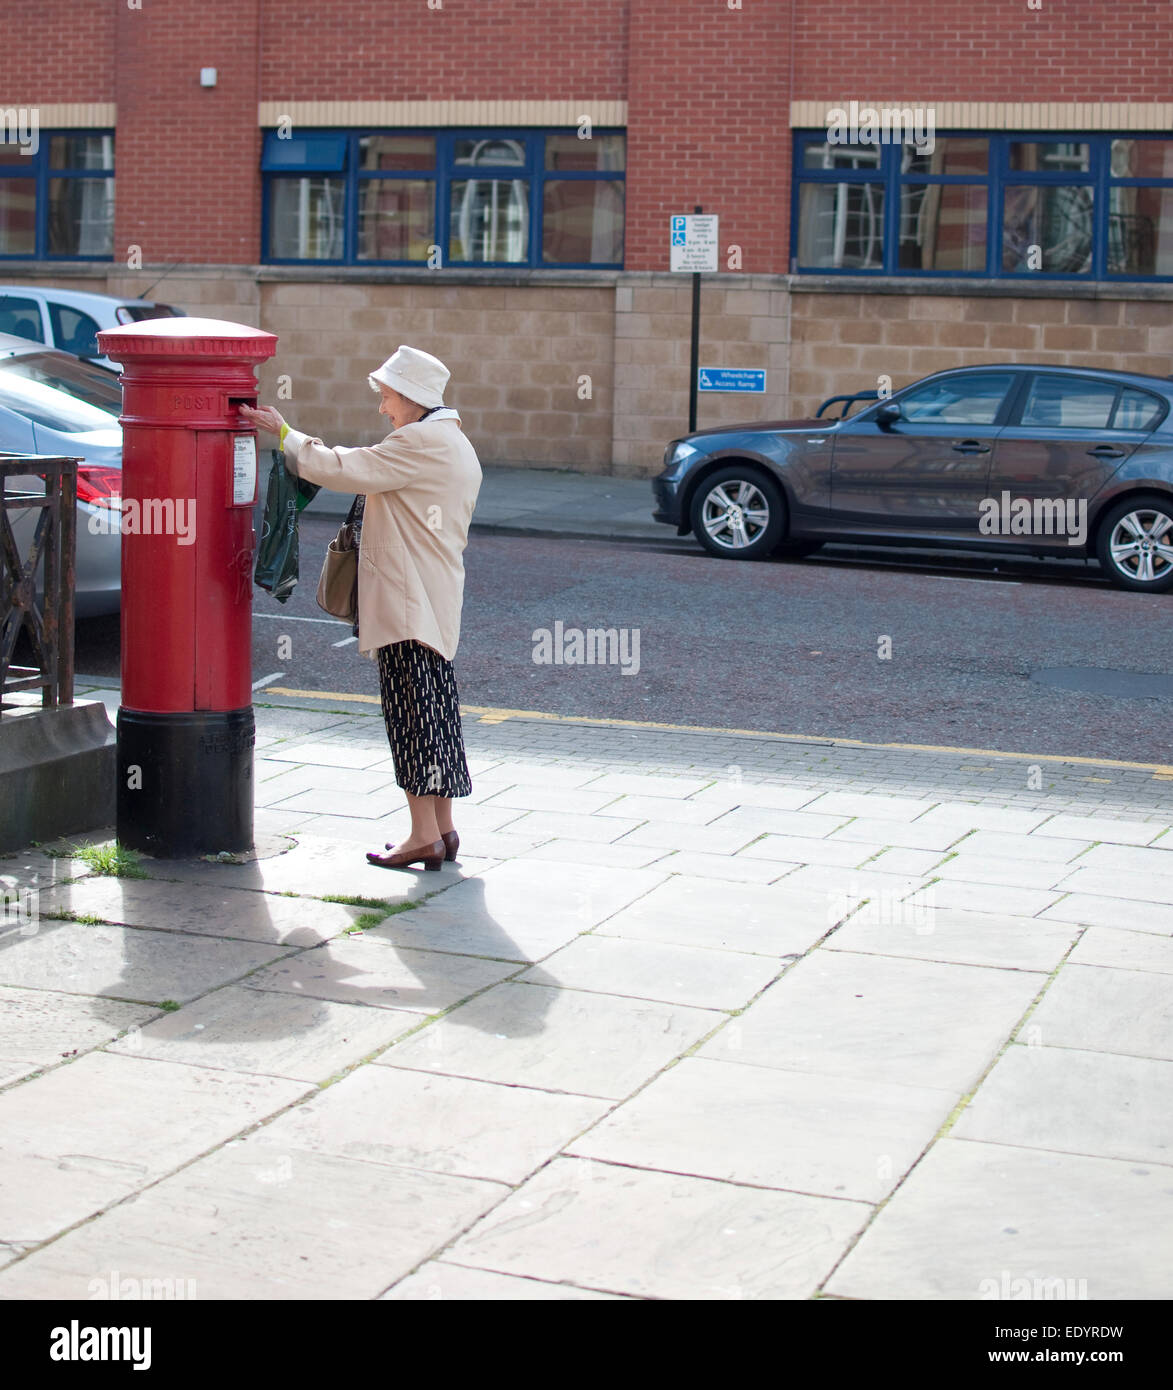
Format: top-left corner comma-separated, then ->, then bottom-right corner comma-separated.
96,316 -> 278,366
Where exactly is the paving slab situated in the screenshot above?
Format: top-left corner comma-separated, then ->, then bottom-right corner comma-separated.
1039,894 -> 1173,932
954,1043 -> 1173,1166
1052,865 -> 1173,905
803,791 -> 935,822
699,950 -> 1045,1092
1035,814 -> 1169,846
480,785 -> 625,815
518,934 -> 782,1011
593,794 -> 733,825
1075,841 -> 1173,874
930,852 -> 1078,891
736,833 -> 887,867
35,877 -> 363,946
641,851 -> 789,884
1021,963 -> 1173,1061
0,851 -> 94,892
614,820 -> 760,854
908,803 -> 1052,835
941,829 -> 1092,863
244,935 -> 521,1013
687,783 -> 822,812
253,1065 -> 609,1185
0,1053 -> 308,1246
505,810 -> 644,843
825,905 -> 1080,973
263,740 -> 394,769
1068,925 -> 1173,973
578,772 -> 713,798
368,859 -> 668,962
827,817 -> 971,852
0,985 -> 157,1088
825,1137 -> 1173,1300
444,1155 -> 870,1300
104,984 -> 421,1081
516,839 -> 672,869
704,806 -> 851,840
593,875 -> 835,956
0,1141 -> 506,1300
0,919 -> 291,1004
382,1261 -> 630,1299
906,880 -> 1062,918
567,1056 -> 954,1203
376,980 -> 716,1099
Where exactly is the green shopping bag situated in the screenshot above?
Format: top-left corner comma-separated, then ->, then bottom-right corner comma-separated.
253,449 -> 320,603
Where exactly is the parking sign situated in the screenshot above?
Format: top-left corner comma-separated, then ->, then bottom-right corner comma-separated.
670,214 -> 719,272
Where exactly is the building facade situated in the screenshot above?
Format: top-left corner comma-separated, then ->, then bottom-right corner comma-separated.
4,0 -> 1173,474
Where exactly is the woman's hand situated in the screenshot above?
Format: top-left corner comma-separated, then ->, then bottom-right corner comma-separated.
239,403 -> 286,436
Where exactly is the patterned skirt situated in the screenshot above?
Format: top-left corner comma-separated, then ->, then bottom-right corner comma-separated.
376,639 -> 472,798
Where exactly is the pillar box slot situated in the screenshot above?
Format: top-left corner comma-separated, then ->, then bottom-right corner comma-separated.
95,316 -> 278,857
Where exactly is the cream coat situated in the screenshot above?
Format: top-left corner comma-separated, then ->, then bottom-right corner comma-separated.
283,411 -> 482,661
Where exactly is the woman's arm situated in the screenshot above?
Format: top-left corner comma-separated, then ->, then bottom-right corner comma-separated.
240,404 -> 422,495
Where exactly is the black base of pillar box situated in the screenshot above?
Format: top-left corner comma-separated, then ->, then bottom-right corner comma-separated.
117,708 -> 254,857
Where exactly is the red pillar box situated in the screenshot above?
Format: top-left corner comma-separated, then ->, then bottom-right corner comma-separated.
95,318 -> 278,856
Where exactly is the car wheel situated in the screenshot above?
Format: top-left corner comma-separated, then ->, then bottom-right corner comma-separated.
1095,495 -> 1173,592
689,466 -> 785,560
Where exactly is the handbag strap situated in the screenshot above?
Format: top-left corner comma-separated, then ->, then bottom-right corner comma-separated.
345,494 -> 362,526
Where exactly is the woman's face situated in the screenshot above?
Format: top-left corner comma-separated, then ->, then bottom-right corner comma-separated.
378,386 -> 425,432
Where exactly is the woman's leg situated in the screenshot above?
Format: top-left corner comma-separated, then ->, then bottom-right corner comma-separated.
404,790 -> 442,847
434,796 -> 455,836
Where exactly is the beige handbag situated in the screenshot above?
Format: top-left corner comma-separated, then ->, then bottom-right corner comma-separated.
316,496 -> 360,623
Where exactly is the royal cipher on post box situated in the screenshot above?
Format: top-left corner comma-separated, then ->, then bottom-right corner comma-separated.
95,318 -> 278,857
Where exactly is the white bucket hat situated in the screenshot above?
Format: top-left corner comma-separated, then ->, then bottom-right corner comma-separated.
368,344 -> 449,408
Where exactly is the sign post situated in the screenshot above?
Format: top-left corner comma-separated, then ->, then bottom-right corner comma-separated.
670,208 -> 718,433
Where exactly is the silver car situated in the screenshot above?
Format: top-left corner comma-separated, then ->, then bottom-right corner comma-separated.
0,333 -> 122,617
0,286 -> 184,373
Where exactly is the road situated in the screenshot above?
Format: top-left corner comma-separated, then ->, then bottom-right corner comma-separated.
75,517 -> 1173,765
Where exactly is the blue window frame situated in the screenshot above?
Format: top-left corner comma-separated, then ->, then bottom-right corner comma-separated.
0,131 -> 115,259
792,131 -> 1173,281
262,128 -> 625,268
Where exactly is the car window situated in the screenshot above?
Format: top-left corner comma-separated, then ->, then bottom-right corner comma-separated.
115,303 -> 181,323
0,295 -> 45,343
1021,376 -> 1117,429
897,373 -> 1015,426
48,302 -> 102,358
0,351 -> 123,430
1112,387 -> 1164,432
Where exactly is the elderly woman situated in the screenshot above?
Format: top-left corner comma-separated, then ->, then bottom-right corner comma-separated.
241,346 -> 482,871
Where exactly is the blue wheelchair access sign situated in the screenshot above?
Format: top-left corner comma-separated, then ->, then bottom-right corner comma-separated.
697,367 -> 766,393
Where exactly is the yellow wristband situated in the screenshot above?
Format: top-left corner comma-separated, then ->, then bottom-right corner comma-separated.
279,422 -> 291,448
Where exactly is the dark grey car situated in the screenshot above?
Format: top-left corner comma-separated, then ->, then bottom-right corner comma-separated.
653,364 -> 1173,592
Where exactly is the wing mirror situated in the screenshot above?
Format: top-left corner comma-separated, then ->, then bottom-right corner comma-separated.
875,401 -> 902,427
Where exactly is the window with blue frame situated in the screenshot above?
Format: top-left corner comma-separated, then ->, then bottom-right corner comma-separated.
792,132 -> 1173,280
0,132 -> 115,258
262,129 -> 625,267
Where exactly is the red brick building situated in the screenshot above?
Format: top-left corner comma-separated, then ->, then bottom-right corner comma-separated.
4,0 -> 1172,471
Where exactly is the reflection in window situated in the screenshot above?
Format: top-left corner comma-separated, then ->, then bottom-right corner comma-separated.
268,178 -> 344,259
898,373 -> 1014,425
455,138 -> 525,167
1009,142 -> 1090,173
1003,185 -> 1093,273
802,141 -> 881,172
450,179 -> 528,262
358,179 -> 433,260
0,180 -> 36,254
899,184 -> 987,270
1021,376 -> 1116,429
797,182 -> 884,269
48,177 -> 114,256
542,180 -> 623,263
1109,185 -> 1173,276
1113,388 -> 1163,431
545,135 -> 625,171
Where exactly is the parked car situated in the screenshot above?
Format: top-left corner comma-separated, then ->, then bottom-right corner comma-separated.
0,333 -> 123,616
0,287 -> 184,373
653,364 -> 1173,592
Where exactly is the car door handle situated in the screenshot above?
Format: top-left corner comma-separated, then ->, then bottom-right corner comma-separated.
1087,444 -> 1126,458
951,441 -> 991,454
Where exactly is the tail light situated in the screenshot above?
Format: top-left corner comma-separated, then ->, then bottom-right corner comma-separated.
76,465 -> 122,508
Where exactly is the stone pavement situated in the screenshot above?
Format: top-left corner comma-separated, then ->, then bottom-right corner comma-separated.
305,462 -> 668,541
0,690 -> 1170,1300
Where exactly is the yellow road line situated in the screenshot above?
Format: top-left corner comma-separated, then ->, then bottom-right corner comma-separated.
260,688 -> 1173,777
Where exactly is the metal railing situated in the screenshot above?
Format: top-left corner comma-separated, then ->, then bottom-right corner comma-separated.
0,453 -> 80,717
